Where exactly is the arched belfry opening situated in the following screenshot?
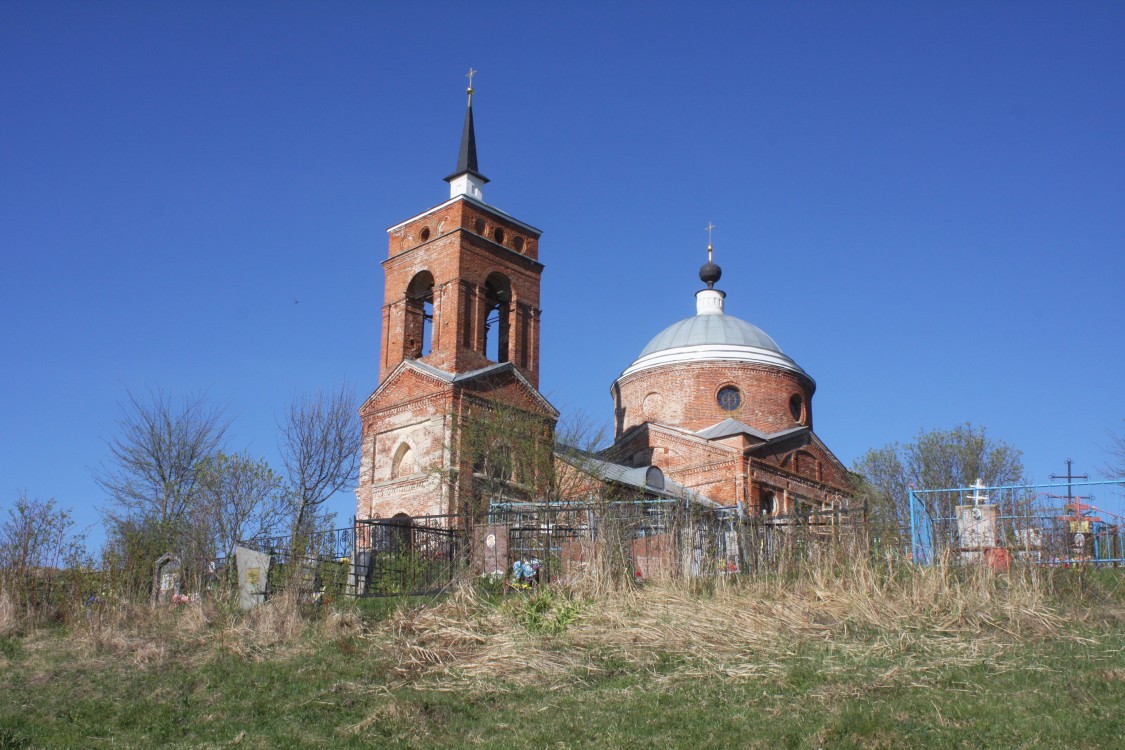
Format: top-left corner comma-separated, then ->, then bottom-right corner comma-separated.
405,271 -> 435,359
483,272 -> 511,363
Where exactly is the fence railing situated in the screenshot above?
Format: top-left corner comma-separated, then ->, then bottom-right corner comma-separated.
909,479 -> 1125,566
234,502 -> 868,601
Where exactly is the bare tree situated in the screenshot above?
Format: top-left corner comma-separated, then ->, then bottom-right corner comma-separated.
279,384 -> 361,538
94,390 -> 229,526
92,390 -> 229,595
194,452 -> 289,560
1104,420 -> 1125,479
0,493 -> 88,613
853,422 -> 1025,547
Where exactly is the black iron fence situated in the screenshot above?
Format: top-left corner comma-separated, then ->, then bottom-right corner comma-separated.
237,502 -> 867,601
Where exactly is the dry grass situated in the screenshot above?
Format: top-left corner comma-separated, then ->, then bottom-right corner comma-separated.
0,588 -> 16,638
6,553 -> 1117,699
372,558 -> 1094,692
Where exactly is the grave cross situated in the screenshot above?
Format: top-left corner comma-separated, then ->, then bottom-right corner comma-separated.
1051,459 -> 1089,508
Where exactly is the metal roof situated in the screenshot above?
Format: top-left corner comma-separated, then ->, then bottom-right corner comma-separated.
444,95 -> 488,184
555,449 -> 716,506
619,311 -> 812,382
638,314 -> 782,357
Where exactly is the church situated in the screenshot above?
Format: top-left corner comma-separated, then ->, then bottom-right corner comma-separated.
355,80 -> 853,523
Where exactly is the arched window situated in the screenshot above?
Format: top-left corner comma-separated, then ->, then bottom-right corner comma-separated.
405,271 -> 435,358
391,442 -> 417,478
473,445 -> 512,481
789,394 -> 805,424
645,466 -> 665,491
760,489 -> 776,516
483,272 -> 511,363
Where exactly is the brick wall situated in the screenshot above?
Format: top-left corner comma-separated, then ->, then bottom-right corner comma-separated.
613,361 -> 814,437
381,197 -> 544,387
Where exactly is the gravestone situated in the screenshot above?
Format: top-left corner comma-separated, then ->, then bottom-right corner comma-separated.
235,546 -> 271,610
152,553 -> 181,605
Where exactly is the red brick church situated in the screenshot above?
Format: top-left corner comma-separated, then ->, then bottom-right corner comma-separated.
356,81 -> 852,521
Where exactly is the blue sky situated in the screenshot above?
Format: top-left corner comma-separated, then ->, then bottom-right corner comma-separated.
2,1 -> 1123,544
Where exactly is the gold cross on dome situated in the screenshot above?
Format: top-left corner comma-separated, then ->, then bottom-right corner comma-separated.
705,222 -> 716,260
466,67 -> 477,91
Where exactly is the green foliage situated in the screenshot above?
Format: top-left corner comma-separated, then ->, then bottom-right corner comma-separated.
853,422 -> 1026,543
0,494 -> 90,621
195,451 -> 288,560
509,587 -> 584,635
0,726 -> 31,750
363,551 -> 460,597
100,515 -> 186,599
453,401 -> 557,511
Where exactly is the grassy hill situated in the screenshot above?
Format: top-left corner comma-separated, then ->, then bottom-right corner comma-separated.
2,564 -> 1124,749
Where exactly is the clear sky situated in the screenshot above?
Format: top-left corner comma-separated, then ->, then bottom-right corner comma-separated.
2,1 -> 1123,545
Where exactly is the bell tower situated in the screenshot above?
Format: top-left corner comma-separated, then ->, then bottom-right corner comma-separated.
358,74 -> 556,521
379,74 -> 544,387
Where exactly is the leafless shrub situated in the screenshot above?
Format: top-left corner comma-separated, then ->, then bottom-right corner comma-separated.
0,588 -> 16,637
280,385 -> 360,542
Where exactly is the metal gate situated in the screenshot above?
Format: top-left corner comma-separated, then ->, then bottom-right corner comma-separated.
354,517 -> 466,596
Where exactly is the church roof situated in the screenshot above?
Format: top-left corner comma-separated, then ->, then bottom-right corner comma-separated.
617,244 -> 812,382
555,449 -> 717,507
694,418 -> 810,445
619,310 -> 811,380
641,313 -> 782,356
445,84 -> 488,184
365,359 -> 559,419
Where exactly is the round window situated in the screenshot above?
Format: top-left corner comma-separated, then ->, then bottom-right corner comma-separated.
419,226 -> 431,242
789,394 -> 804,423
474,218 -> 486,233
493,227 -> 505,244
717,386 -> 741,411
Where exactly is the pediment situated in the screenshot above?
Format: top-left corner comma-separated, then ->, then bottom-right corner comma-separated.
453,364 -> 559,419
361,361 -> 453,416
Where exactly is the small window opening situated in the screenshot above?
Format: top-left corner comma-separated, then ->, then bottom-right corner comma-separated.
513,236 -> 525,252
645,466 -> 665,491
717,386 -> 741,411
493,227 -> 505,244
419,226 -> 431,242
474,218 -> 486,234
789,394 -> 804,423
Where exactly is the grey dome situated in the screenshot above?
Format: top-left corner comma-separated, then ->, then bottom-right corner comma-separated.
639,314 -> 782,357
619,310 -> 810,382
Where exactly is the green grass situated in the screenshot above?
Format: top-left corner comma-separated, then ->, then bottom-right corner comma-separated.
2,630 -> 1122,749
2,572 -> 1124,749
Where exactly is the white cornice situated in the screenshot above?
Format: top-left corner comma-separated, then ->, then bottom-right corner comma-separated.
619,344 -> 811,380
387,195 -> 542,236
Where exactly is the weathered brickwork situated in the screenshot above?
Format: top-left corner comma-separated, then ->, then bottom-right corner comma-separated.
359,101 -> 854,525
381,198 -> 543,387
356,187 -> 557,521
614,361 -> 814,437
605,357 -> 852,512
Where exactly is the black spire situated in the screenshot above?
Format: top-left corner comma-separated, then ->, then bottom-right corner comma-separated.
444,84 -> 489,185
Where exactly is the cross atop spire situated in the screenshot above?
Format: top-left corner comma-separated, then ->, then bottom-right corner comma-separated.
698,221 -> 723,299
445,68 -> 489,201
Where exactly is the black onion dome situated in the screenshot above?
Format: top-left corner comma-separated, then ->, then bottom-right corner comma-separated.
699,260 -> 722,288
